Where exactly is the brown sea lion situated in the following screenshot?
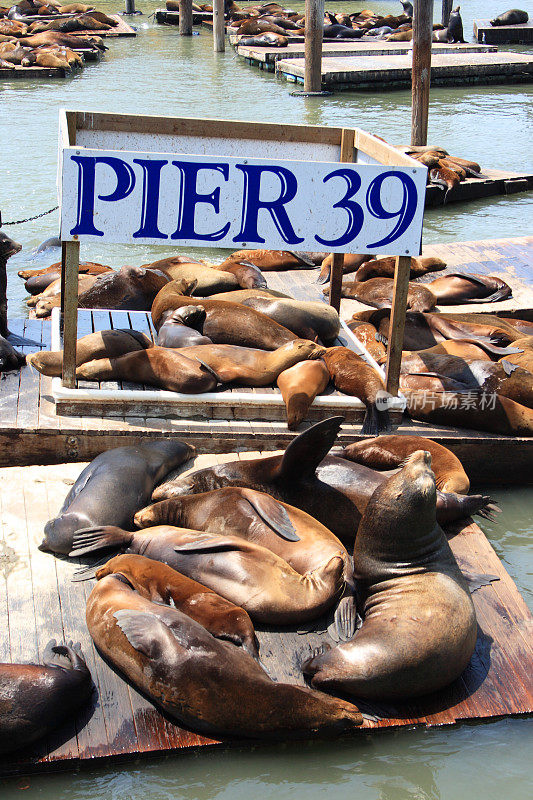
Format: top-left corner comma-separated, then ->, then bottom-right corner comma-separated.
18,32 -> 106,50
239,32 -> 289,46
83,581 -> 363,740
497,337 -> 533,372
148,261 -> 240,295
354,255 -> 446,282
208,288 -> 291,301
302,451 -> 477,699
405,390 -> 533,436
427,273 -> 512,304
429,165 -> 461,198
347,321 -> 387,363
0,642 -> 92,755
237,19 -> 289,35
72,524 -> 346,626
325,277 -> 437,312
386,28 -> 413,40
152,417 -> 495,539
341,435 -> 470,494
156,306 -> 213,348
173,340 -> 326,387
402,340 -> 498,361
277,359 -> 331,429
28,273 -> 98,308
399,373 -> 469,393
491,10 -> 528,26
317,253 -> 375,285
90,553 -> 259,657
1,231 -> 22,339
433,313 -> 533,338
41,440 -> 194,555
210,259 -> 267,289
321,347 -> 390,435
221,250 -> 318,271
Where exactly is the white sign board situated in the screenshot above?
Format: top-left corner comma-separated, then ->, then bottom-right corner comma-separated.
61,147 -> 427,256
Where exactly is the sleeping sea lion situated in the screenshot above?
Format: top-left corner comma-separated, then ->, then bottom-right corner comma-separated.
239,32 -> 289,46
156,306 -> 213,348
0,642 -> 92,754
426,273 -> 512,304
210,259 -> 267,289
341,435 -> 470,494
41,440 -> 194,554
447,6 -> 466,42
22,261 -> 112,294
220,250 -> 318,271
277,359 -> 331,429
354,255 -> 446,282
490,9 -> 528,26
302,451 -> 477,699
316,254 -> 375,285
324,277 -> 437,311
1,230 -> 22,338
405,391 -> 533,437
29,274 -> 98,309
148,261 -> 240,295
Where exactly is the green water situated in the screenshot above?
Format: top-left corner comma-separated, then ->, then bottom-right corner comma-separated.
0,2 -> 532,796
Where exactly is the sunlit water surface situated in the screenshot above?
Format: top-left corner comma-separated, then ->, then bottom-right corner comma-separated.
0,1 -> 532,796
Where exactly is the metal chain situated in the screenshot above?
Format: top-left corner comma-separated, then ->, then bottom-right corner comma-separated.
1,205 -> 59,226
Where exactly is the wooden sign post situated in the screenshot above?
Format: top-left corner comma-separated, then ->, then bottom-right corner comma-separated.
328,128 -> 354,314
411,0 -> 434,146
179,0 -> 193,36
213,0 -> 225,52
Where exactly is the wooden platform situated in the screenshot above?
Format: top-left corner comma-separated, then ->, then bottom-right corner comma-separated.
235,41 -> 498,70
474,18 -> 533,44
276,51 -> 533,89
155,9 -> 213,25
0,458 -> 531,776
424,167 -> 533,207
0,64 -> 69,79
68,14 -> 137,38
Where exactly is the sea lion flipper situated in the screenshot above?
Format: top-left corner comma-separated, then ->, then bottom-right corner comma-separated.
289,251 -> 319,267
462,571 -> 500,593
114,610 -> 179,658
501,359 -> 519,376
174,535 -> 247,553
276,416 -> 344,481
240,488 -> 299,541
69,525 -> 131,557
316,263 -> 331,284
332,595 -> 360,642
361,405 -> 391,437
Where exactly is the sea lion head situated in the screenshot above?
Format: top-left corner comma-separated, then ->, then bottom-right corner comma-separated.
399,450 -> 436,503
0,230 -> 22,259
289,340 -> 327,359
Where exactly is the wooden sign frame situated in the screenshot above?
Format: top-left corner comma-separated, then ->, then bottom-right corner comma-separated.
58,110 -> 422,399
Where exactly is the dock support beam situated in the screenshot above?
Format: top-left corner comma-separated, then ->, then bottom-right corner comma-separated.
213,0 -> 225,52
411,0 -> 434,146
179,0 -> 193,35
329,128 -> 355,313
441,0 -> 453,27
61,239 -> 80,389
304,0 -> 324,92
385,255 -> 412,396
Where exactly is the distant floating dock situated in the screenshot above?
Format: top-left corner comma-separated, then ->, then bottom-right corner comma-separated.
155,9 -> 213,25
0,460 -> 531,776
68,14 -> 137,38
474,18 -> 533,44
276,51 -> 533,90
0,50 -> 102,80
424,167 -> 533,207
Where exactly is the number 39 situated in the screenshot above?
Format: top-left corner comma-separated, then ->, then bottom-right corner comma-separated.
315,169 -> 419,249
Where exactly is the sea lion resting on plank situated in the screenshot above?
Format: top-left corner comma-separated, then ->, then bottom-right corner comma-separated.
29,274 -> 98,309
152,417 -> 496,541
341,435 -> 470,494
220,249 -> 319,271
426,273 -> 512,305
41,440 -> 194,554
325,277 -> 437,312
277,359 -> 331,430
490,9 -> 528,26
354,255 -> 446,282
156,306 -> 213,348
302,451 -> 477,699
0,641 -> 92,755
0,335 -> 25,373
22,261 -> 111,295
147,261 -> 241,295
346,320 -> 387,363
82,561 -> 363,740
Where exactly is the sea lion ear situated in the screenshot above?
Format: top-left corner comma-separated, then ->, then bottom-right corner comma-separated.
113,610 -> 173,658
276,416 -> 344,481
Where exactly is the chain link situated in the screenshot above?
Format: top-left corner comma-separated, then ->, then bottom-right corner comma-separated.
1,206 -> 59,226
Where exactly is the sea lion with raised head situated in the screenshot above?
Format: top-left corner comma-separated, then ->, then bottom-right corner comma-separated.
277,359 -> 331,429
210,259 -> 267,289
0,641 -> 92,754
325,278 -> 437,312
156,306 -> 213,348
302,451 -> 477,699
341,435 -> 470,494
41,440 -> 194,554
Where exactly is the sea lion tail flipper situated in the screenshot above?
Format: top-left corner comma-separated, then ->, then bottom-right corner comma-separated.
114,610 -> 182,658
193,356 -> 222,384
375,332 -> 388,346
69,525 -> 132,557
361,404 -> 391,436
462,571 -> 500,593
474,501 -> 502,521
501,359 -> 519,376
316,264 -> 331,284
276,416 -> 345,480
240,488 -> 299,541
289,251 -> 319,268
329,594 -> 361,643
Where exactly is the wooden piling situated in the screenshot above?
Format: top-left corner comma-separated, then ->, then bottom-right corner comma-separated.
411,0 -> 434,146
304,0 -> 324,92
441,0 -> 453,27
213,0 -> 225,52
61,240 -> 80,389
179,0 -> 193,35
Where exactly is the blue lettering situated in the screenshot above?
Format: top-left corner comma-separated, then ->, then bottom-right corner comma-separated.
70,155 -> 136,237
233,164 -> 304,245
171,161 -> 230,241
315,168 -> 364,247
365,172 -> 418,248
132,158 -> 168,239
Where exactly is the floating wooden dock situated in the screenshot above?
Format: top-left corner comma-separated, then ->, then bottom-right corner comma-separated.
0,458 -> 531,776
2,236 -> 533,479
474,18 -> 533,44
0,64 -> 70,79
69,14 -> 137,38
276,51 -> 533,90
235,41 -> 498,71
424,167 -> 533,207
155,9 -> 213,25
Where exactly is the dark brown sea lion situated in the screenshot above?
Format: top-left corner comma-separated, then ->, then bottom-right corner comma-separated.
402,340 -> 500,361
497,337 -> 533,372
210,259 -> 267,289
208,288 -> 291,302
447,6 -> 466,43
346,320 -> 387,363
22,261 -> 112,294
429,165 -> 461,198
156,306 -> 213,348
72,523 -> 346,625
29,274 -> 98,310
405,390 -> 533,436
84,583 -> 363,740
277,359 -> 331,429
427,273 -> 512,304
302,451 -> 477,699
341,435 -> 470,494
41,440 -> 194,555
0,334 -> 25,373
26,329 -> 153,378
321,347 -> 390,435
221,250 -> 318,271
433,313 -> 533,338
325,277 -> 437,312
75,347 -> 219,393
152,283 -> 298,350
490,9 -> 528,26
1,231 -> 22,339
239,32 -> 289,46
317,253 -> 375,285
152,417 -> 495,539
0,641 -> 92,754
90,554 -> 259,657
355,255 -> 446,282
215,296 -> 340,343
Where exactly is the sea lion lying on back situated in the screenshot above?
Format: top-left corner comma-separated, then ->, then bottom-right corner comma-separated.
324,277 -> 437,312
427,273 -> 512,304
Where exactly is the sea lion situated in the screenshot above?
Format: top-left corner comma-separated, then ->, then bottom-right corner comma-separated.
210,259 -> 267,289
490,9 -> 528,26
156,306 -> 213,348
277,359 -> 331,429
354,256 -> 446,282
89,553 -> 259,657
324,277 -> 437,312
497,337 -> 533,372
1,230 -> 22,338
237,19 -> 288,35
18,32 -> 106,50
429,165 -> 461,199
72,524 -> 346,625
41,440 -> 194,554
208,288 -> 291,301
302,451 -> 477,699
432,312 -> 533,338
152,284 -> 298,350
84,593 -> 362,740
0,334 -> 25,372
0,641 -> 92,754
426,273 -> 512,304
316,254 -> 375,285
386,28 -> 413,41
21,261 -> 111,294
239,32 -> 288,46
172,340 -> 326,387
75,347 -> 219,393
29,274 -> 98,309
341,435 -> 470,494
323,23 -> 365,39
26,328 -> 153,378
220,250 -> 318,271
321,347 -> 390,435
405,390 -> 533,436
346,320 -> 387,363
152,417 -> 495,539
447,6 -> 466,42
148,261 -> 240,295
